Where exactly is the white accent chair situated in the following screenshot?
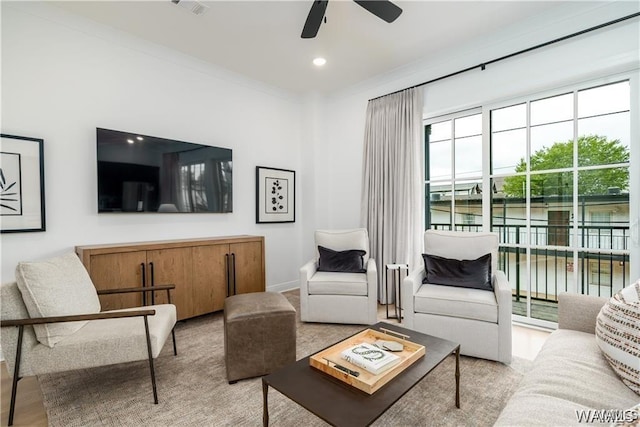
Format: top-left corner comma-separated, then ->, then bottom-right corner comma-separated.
300,229 -> 378,325
402,230 -> 512,363
0,253 -> 177,426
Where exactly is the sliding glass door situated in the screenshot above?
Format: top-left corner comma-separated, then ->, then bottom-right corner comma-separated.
425,74 -> 637,327
489,79 -> 632,325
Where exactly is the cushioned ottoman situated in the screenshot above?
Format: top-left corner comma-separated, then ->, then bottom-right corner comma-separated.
223,292 -> 296,383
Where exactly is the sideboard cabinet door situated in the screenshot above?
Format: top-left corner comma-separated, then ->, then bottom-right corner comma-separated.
89,251 -> 147,311
230,241 -> 265,295
192,244 -> 229,313
147,247 -> 194,320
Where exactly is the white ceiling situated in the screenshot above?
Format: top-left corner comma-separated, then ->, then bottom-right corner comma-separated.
51,0 -> 584,95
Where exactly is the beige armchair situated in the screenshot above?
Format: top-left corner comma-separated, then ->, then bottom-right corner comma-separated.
300,229 -> 378,325
0,253 -> 178,426
402,230 -> 512,363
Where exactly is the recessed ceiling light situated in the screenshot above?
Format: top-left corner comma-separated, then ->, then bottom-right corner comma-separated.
127,139 -> 134,144
136,136 -> 144,141
313,57 -> 327,67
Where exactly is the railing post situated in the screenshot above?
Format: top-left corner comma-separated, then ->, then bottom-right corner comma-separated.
515,226 -> 520,303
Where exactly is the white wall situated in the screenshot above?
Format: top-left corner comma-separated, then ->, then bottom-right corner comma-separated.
317,1 -> 640,230
0,2 -> 304,290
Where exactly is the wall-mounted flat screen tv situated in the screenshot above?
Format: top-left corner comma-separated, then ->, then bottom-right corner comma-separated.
97,128 -> 232,213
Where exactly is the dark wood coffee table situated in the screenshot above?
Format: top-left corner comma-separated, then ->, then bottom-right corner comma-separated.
262,322 -> 460,426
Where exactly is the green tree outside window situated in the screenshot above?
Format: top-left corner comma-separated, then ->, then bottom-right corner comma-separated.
501,135 -> 629,197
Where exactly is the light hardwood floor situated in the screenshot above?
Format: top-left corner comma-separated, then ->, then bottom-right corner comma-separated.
0,322 -> 550,427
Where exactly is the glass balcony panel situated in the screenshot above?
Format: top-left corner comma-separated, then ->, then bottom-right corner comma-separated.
578,251 -> 630,298
530,121 -> 573,171
531,93 -> 573,126
454,113 -> 482,138
454,135 -> 482,179
578,81 -> 630,118
429,139 -> 451,181
578,166 -> 629,197
491,178 -> 527,245
528,247 -> 574,323
529,171 -> 574,247
428,181 -> 452,230
429,120 -> 451,142
577,112 -> 630,167
500,247 -> 534,315
453,179 -> 482,232
530,171 -> 573,198
577,168 -> 629,251
491,103 -> 526,132
491,128 -> 526,175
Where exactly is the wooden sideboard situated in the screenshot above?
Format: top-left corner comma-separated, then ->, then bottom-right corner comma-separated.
76,236 -> 265,321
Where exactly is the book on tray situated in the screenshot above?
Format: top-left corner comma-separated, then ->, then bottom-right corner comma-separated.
340,342 -> 401,375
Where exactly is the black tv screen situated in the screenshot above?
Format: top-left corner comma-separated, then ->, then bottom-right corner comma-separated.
97,128 -> 232,213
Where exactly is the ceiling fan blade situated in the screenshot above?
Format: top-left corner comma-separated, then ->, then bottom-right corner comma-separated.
353,0 -> 402,23
301,0 -> 329,39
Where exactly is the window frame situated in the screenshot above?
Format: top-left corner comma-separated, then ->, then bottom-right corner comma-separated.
422,70 -> 637,329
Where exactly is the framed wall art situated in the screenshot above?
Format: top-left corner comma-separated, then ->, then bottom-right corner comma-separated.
0,134 -> 46,233
256,166 -> 295,223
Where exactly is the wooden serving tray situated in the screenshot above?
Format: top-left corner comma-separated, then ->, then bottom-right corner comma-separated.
309,328 -> 426,394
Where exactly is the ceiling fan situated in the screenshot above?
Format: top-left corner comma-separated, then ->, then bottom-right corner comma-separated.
301,0 -> 403,39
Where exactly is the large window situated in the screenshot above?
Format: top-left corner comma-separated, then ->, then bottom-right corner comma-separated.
425,110 -> 482,232
424,78 -> 633,327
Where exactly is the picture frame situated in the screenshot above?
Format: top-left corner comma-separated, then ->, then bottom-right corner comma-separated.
256,166 -> 295,223
0,134 -> 46,233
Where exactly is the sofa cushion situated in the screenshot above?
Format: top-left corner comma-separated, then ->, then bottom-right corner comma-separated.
422,253 -> 492,291
414,283 -> 497,323
15,252 -> 101,348
308,271 -> 368,296
317,246 -> 366,273
595,280 -> 640,395
495,329 -> 640,426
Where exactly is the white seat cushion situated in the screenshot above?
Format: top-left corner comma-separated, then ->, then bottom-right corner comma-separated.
26,304 -> 177,375
308,271 -> 368,296
414,283 -> 498,323
15,252 -> 101,348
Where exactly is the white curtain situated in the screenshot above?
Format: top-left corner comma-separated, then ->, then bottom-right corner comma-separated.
361,87 -> 424,304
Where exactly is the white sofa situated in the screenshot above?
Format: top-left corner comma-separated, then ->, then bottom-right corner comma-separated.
299,229 -> 378,325
495,293 -> 639,426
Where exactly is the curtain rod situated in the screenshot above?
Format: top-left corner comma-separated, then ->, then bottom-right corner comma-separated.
369,12 -> 640,102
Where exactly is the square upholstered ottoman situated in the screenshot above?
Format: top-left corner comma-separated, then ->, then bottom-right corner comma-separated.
223,292 -> 296,383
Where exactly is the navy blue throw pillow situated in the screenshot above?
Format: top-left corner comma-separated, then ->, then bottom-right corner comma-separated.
422,253 -> 492,291
317,246 -> 367,273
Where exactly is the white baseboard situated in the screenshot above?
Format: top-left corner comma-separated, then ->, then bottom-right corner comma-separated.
267,281 -> 299,293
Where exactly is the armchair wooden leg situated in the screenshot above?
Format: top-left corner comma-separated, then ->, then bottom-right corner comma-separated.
143,316 -> 158,404
8,325 -> 25,426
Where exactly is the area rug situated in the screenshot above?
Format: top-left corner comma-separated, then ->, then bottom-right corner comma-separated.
39,291 -> 530,426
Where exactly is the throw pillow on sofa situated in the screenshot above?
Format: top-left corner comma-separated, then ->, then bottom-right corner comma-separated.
595,279 -> 640,395
15,252 -> 102,348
